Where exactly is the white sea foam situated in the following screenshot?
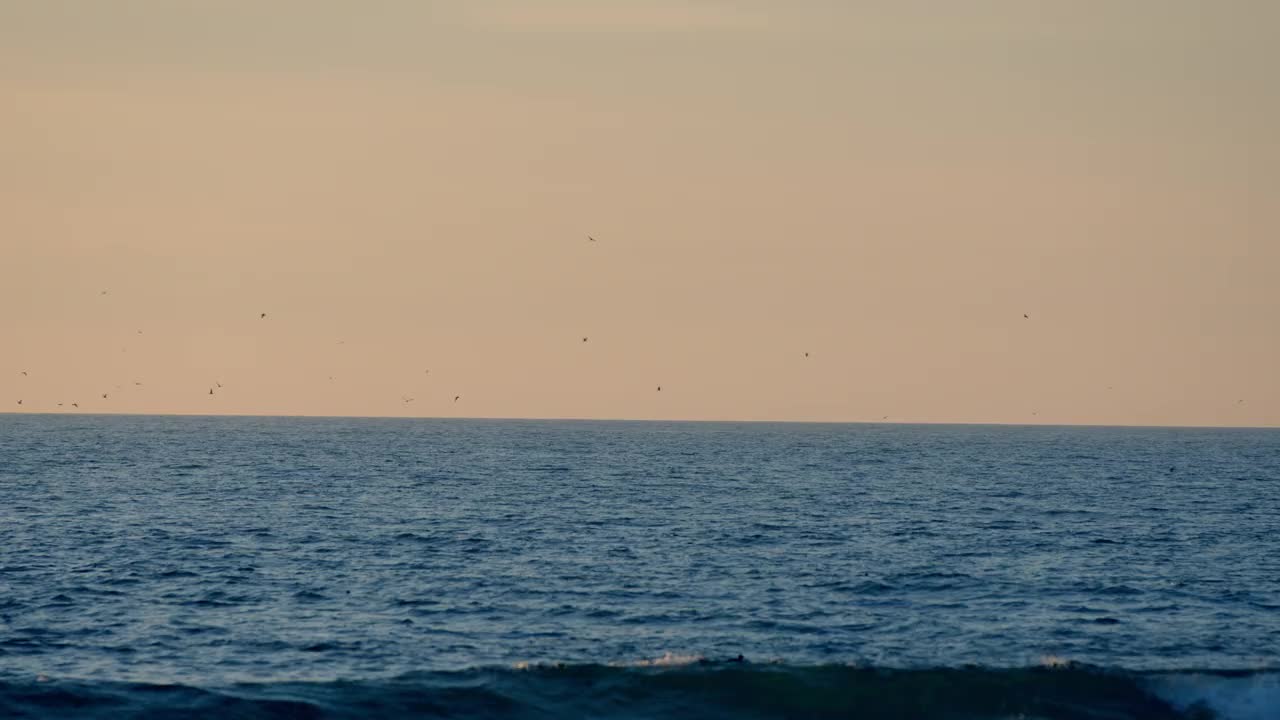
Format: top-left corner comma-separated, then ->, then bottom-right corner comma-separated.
613,652 -> 705,668
1145,672 -> 1280,720
512,652 -> 706,670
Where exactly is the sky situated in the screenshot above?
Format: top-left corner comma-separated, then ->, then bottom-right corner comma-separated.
2,1 -> 1277,425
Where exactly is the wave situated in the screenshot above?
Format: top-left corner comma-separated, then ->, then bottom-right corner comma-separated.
0,662 -> 1274,719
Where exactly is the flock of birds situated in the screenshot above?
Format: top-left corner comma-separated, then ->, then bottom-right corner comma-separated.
11,305 -> 477,412
10,236 -> 1250,419
9,236 -> 705,414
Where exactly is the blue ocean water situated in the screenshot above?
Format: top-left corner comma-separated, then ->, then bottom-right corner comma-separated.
1,415 -> 1277,719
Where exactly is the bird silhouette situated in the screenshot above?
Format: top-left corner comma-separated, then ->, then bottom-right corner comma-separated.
57,403 -> 63,407
209,388 -> 214,395
16,400 -> 20,406
583,337 -> 589,343
1023,314 -> 1029,319
101,393 -> 108,399
20,371 -> 27,376
804,352 -> 809,358
454,395 -> 461,402
402,396 -> 415,404
216,382 -> 223,388
657,386 -> 662,392
72,403 -> 78,408
260,313 -> 267,319
588,236 -> 597,242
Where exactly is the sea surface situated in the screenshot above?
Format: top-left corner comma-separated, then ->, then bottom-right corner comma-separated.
1,415 -> 1278,719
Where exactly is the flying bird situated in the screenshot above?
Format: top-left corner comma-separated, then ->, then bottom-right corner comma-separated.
101,393 -> 108,399
454,395 -> 461,402
216,382 -> 223,388
583,337 -> 589,343
16,400 -> 20,406
72,403 -> 78,408
657,386 -> 662,392
260,313 -> 267,319
804,352 -> 809,358
588,236 -> 597,242
402,396 -> 415,404
20,371 -> 27,376
1023,314 -> 1029,319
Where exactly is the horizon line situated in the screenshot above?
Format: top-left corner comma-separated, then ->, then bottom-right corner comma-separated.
1,410 -> 1277,431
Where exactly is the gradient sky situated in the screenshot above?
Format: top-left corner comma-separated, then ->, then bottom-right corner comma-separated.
3,1 -> 1277,425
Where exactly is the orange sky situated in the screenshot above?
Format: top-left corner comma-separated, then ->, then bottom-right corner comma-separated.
3,1 -> 1277,425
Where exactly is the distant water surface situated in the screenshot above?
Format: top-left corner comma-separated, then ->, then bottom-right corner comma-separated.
1,415 -> 1277,718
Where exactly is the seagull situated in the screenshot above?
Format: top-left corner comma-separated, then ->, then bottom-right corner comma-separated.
101,393 -> 108,399
57,403 -> 63,407
216,382 -> 222,388
20,371 -> 27,376
454,395 -> 461,402
402,396 -> 415,404
72,403 -> 78,408
260,313 -> 267,319
582,337 -> 589,343
804,352 -> 809,358
588,236 -> 597,242
1023,314 -> 1029,319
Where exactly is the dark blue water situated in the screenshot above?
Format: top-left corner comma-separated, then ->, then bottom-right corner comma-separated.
2,415 -> 1278,718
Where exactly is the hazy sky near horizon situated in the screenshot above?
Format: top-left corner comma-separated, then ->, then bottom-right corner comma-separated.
3,1 -> 1278,425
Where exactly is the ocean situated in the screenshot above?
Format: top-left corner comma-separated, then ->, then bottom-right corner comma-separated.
1,415 -> 1277,719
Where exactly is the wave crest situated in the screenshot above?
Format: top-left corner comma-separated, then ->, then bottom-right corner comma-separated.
2,664 -> 1274,719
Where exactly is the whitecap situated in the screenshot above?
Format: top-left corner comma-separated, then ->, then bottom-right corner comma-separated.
1146,671 -> 1280,720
